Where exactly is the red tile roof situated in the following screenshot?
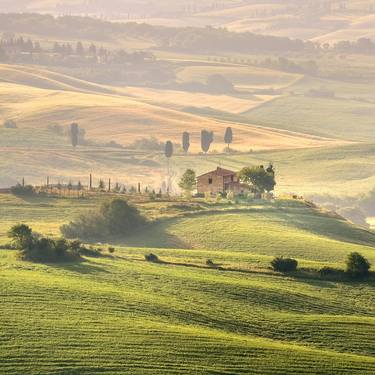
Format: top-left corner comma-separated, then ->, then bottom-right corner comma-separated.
198,167 -> 236,178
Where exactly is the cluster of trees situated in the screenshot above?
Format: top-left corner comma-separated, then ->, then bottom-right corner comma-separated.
61,198 -> 146,240
8,224 -> 82,262
0,14 -> 317,55
331,38 -> 375,55
163,126 -> 233,161
239,165 -> 276,196
257,57 -> 319,75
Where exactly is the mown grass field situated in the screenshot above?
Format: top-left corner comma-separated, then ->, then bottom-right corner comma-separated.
0,194 -> 375,374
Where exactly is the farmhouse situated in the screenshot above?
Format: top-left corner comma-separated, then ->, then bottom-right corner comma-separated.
197,167 -> 247,195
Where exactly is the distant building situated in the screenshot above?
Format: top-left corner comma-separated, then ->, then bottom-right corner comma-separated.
197,167 -> 248,195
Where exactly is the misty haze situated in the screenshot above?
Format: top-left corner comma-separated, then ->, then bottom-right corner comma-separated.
0,1 -> 375,374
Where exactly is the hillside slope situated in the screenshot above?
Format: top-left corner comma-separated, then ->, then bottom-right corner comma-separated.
0,196 -> 374,374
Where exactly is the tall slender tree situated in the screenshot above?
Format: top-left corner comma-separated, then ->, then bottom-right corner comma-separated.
70,123 -> 79,148
224,127 -> 233,152
182,131 -> 190,153
201,130 -> 214,153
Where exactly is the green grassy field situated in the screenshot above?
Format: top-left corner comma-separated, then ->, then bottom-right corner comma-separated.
0,193 -> 374,374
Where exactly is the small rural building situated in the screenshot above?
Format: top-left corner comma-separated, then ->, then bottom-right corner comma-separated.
197,167 -> 247,195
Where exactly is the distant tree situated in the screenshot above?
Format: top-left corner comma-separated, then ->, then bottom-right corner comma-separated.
88,43 -> 97,56
70,123 -> 79,148
3,119 -> 17,129
224,127 -> 233,152
182,131 -> 190,153
76,41 -> 84,56
98,179 -> 106,191
201,130 -> 214,153
77,181 -> 83,190
165,141 -> 174,158
346,252 -> 371,279
239,165 -> 276,196
113,182 -> 121,193
178,169 -> 196,196
8,224 -> 33,249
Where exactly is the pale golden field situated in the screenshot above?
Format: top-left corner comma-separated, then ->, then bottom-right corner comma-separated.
0,64 -> 339,154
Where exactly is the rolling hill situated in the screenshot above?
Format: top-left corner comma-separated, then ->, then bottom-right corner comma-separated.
0,194 -> 374,374
0,64 -> 340,152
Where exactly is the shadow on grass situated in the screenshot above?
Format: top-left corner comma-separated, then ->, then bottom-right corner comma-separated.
143,257 -> 375,286
47,258 -> 110,275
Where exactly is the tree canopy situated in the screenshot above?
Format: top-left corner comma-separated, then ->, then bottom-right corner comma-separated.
182,132 -> 190,153
165,141 -> 174,158
239,165 -> 276,194
178,169 -> 196,195
201,130 -> 214,153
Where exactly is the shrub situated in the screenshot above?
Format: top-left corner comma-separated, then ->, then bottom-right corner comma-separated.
11,184 -> 35,197
345,252 -> 371,279
61,198 -> 146,240
108,246 -> 115,254
271,257 -> 298,272
145,253 -> 159,263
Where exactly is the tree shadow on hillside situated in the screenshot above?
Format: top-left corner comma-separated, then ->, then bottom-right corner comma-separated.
110,222 -> 192,250
49,259 -> 110,275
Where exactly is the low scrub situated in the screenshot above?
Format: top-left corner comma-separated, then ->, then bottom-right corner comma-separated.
271,257 -> 298,273
61,198 -> 146,240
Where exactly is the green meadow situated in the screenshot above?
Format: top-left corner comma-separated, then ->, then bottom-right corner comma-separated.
0,193 -> 374,374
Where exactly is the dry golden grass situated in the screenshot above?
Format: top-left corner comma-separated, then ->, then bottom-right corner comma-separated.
0,64 -> 341,152
118,86 -> 271,114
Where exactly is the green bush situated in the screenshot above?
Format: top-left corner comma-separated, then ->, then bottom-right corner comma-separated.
61,198 -> 146,240
8,224 -> 82,263
145,253 -> 159,263
271,257 -> 298,273
345,252 -> 371,279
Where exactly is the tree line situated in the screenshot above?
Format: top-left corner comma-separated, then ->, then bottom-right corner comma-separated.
0,34 -> 155,66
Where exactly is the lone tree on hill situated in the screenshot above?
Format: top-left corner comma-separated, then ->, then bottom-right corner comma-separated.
201,130 -> 214,153
179,169 -> 196,197
182,131 -> 190,153
239,165 -> 276,197
224,127 -> 233,152
346,252 -> 371,279
70,123 -> 79,148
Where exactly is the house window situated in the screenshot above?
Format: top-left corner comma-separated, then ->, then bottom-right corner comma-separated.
208,178 -> 213,184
